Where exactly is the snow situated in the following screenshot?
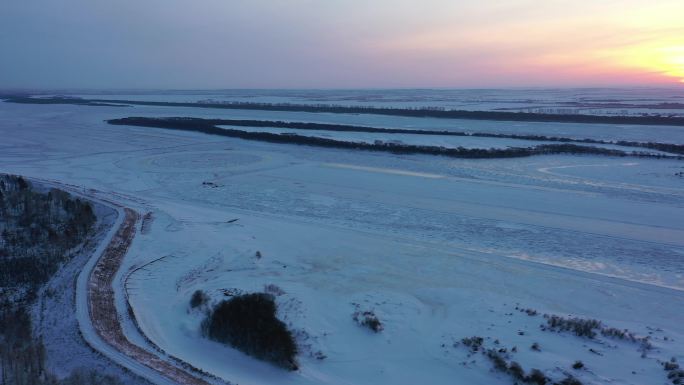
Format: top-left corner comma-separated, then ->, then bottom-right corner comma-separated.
68,87 -> 684,116
1,94 -> 683,385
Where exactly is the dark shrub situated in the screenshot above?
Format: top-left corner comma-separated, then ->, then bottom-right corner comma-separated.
460,336 -> 484,352
545,315 -> 601,338
572,360 -> 584,370
353,310 -> 383,332
486,349 -> 508,372
202,293 -> 298,370
190,290 -> 208,309
668,369 -> 684,381
526,369 -> 548,385
524,308 -> 538,316
509,361 -> 525,380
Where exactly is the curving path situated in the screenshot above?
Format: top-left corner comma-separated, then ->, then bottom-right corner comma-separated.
32,180 -> 219,385
85,208 -> 211,385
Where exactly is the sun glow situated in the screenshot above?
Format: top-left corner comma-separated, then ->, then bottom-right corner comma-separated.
649,46 -> 684,82
607,44 -> 684,84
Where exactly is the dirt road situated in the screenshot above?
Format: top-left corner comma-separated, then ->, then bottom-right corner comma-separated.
87,208 -> 213,385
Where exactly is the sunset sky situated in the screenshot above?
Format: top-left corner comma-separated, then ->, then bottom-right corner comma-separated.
1,0 -> 683,89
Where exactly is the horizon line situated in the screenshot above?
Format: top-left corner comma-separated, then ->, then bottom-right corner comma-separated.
2,85 -> 684,94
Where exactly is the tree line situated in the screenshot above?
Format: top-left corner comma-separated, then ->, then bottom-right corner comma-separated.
108,117 -> 684,160
0,174 -> 115,385
115,116 -> 684,155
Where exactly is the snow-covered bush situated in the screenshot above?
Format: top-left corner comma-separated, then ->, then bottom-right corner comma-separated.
460,336 -> 484,352
526,369 -> 548,385
485,349 -> 508,372
201,293 -> 298,370
544,315 -> 601,338
353,310 -> 383,332
508,361 -> 525,380
189,289 -> 209,309
665,358 -> 684,384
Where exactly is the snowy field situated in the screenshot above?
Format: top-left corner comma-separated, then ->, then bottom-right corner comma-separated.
1,96 -> 684,385
69,88 -> 684,116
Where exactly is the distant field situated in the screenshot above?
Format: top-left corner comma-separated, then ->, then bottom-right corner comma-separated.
7,95 -> 684,126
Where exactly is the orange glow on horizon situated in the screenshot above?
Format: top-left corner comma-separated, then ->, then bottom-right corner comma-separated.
365,2 -> 684,87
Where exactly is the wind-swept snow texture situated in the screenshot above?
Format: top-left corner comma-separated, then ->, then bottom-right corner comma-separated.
1,90 -> 683,385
